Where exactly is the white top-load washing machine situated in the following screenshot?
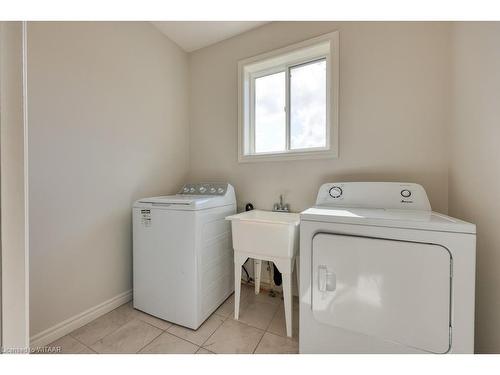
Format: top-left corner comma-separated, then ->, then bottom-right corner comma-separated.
133,183 -> 236,329
300,182 -> 476,354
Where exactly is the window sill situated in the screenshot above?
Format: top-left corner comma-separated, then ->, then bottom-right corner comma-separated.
238,149 -> 338,163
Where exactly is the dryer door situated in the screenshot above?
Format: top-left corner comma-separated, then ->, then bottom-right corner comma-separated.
312,233 -> 451,353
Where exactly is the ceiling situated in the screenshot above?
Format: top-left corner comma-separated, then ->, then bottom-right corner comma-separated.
151,21 -> 269,52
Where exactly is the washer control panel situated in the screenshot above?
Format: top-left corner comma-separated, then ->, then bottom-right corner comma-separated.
180,183 -> 228,196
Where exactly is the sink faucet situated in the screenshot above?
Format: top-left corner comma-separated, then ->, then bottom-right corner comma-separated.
273,194 -> 290,212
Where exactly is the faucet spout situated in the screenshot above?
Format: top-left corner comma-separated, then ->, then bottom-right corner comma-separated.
273,194 -> 290,212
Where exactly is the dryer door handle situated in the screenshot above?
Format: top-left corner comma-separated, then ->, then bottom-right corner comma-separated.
318,265 -> 336,292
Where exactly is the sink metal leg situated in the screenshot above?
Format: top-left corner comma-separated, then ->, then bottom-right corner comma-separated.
254,259 -> 262,294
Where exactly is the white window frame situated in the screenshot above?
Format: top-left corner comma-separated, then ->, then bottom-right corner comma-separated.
238,31 -> 339,163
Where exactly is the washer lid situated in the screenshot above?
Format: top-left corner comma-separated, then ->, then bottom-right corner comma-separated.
134,194 -> 230,210
300,207 -> 476,234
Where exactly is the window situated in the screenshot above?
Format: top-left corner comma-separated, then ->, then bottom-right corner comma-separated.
238,31 -> 339,162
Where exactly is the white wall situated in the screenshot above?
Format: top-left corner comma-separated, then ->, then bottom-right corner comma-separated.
449,22 -> 500,353
0,21 -> 29,349
27,22 -> 190,338
188,22 -> 451,214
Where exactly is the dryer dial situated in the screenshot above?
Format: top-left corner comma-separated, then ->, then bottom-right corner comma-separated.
401,189 -> 412,198
329,186 -> 343,199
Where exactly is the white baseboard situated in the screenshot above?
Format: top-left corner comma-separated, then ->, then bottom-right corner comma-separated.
30,289 -> 132,348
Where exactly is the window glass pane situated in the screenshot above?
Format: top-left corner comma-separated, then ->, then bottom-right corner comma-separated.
254,71 -> 286,153
290,59 -> 327,149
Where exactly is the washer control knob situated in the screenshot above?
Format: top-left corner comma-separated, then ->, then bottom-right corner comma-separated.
401,189 -> 412,198
189,187 -> 196,193
210,187 -> 216,194
329,186 -> 343,199
217,187 -> 225,194
199,186 -> 207,194
183,186 -> 190,193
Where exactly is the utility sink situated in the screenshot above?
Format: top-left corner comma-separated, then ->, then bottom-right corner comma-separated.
226,209 -> 300,338
226,210 -> 300,258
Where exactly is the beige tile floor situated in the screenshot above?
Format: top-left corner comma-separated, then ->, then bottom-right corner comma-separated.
47,283 -> 299,354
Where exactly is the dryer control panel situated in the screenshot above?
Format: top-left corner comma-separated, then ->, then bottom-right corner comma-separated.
315,182 -> 431,211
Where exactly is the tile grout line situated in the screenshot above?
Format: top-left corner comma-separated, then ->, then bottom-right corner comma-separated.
131,317 -> 170,353
197,348 -> 215,354
134,329 -> 169,354
68,302 -> 132,347
264,303 -> 281,332
70,334 -> 99,354
164,324 -> 219,349
251,297 -> 282,354
197,316 -> 226,350
252,329 -> 267,354
134,316 -> 173,332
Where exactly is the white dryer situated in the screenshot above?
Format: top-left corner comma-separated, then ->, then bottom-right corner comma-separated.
300,182 -> 476,353
133,183 -> 236,329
